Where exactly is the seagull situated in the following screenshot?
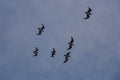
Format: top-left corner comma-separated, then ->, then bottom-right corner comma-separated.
84,7 -> 92,19
33,47 -> 39,57
36,24 -> 45,35
51,48 -> 56,57
67,36 -> 74,50
63,52 -> 71,63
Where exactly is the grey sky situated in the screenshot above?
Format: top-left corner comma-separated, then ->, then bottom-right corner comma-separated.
0,0 -> 120,80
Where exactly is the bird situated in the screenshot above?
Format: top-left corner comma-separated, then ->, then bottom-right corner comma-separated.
36,24 -> 45,35
51,48 -> 56,57
67,36 -> 74,50
84,7 -> 92,19
33,47 -> 39,57
63,52 -> 71,63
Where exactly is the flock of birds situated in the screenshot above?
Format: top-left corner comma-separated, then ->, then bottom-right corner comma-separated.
33,7 -> 92,63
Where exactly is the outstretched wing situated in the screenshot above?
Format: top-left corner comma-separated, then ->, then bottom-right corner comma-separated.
64,57 -> 68,63
33,51 -> 38,57
41,24 -> 45,30
84,13 -> 90,19
53,48 -> 55,52
88,7 -> 92,12
67,45 -> 72,50
71,36 -> 74,43
67,52 -> 71,55
35,47 -> 39,51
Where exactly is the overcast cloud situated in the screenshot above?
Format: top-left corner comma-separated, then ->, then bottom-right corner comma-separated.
0,0 -> 120,80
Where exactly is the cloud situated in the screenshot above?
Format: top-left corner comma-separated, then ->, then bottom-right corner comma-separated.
0,0 -> 120,80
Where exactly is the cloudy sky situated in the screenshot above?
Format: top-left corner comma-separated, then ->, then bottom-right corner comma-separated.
0,0 -> 120,80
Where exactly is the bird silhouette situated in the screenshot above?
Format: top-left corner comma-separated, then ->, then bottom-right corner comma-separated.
36,24 -> 45,35
33,47 -> 39,57
63,52 -> 71,63
84,7 -> 92,19
51,48 -> 56,57
67,36 -> 74,50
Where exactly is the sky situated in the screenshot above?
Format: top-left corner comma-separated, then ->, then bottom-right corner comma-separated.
0,0 -> 120,80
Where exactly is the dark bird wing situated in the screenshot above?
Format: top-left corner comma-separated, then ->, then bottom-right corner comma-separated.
63,57 -> 68,63
87,7 -> 92,15
68,36 -> 74,45
67,52 -> 71,56
33,51 -> 38,57
51,53 -> 55,57
88,7 -> 92,12
41,24 -> 45,30
84,13 -> 90,19
36,30 -> 42,35
71,36 -> 74,43
67,44 -> 72,50
51,48 -> 55,53
35,47 -> 39,52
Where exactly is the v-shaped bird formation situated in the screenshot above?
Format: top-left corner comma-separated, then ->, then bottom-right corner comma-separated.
32,6 -> 93,64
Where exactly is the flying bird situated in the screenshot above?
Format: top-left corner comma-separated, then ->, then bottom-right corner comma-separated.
36,24 -> 45,35
63,52 -> 71,63
84,7 -> 92,19
51,48 -> 56,57
33,47 -> 39,57
67,36 -> 74,50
